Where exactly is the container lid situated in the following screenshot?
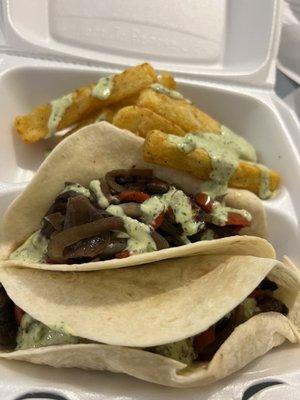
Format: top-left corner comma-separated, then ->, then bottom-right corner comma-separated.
1,0 -> 282,87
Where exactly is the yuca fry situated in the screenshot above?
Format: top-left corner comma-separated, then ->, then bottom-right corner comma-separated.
15,63 -> 157,143
113,106 -> 185,138
46,108 -> 115,150
111,94 -> 139,113
157,72 -> 176,89
137,88 -> 221,133
143,130 -> 280,195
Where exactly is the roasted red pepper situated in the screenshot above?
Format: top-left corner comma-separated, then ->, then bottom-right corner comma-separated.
195,193 -> 214,213
249,288 -> 264,299
14,305 -> 25,325
151,212 -> 165,229
227,212 -> 251,227
118,191 -> 150,203
193,327 -> 216,354
115,250 -> 131,259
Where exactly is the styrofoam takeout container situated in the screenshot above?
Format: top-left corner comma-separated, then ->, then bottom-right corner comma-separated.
0,0 -> 300,398
278,0 -> 300,84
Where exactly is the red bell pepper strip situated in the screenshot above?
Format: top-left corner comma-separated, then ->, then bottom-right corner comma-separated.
151,212 -> 165,230
227,212 -> 251,227
119,191 -> 150,203
195,193 -> 214,213
193,327 -> 216,354
14,305 -> 25,325
115,250 -> 131,259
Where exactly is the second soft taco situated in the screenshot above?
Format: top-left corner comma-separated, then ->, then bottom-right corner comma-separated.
0,254 -> 298,387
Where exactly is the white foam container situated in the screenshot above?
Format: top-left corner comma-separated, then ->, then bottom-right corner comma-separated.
0,0 -> 300,399
278,0 -> 300,84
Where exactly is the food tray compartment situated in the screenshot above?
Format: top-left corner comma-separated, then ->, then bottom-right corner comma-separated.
278,0 -> 300,84
0,56 -> 299,264
2,0 -> 280,84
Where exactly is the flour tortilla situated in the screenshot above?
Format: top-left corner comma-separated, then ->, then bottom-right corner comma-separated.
0,254 -> 299,387
0,122 -> 271,271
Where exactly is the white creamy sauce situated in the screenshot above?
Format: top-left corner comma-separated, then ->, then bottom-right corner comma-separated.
62,183 -> 91,198
211,201 -> 252,226
150,83 -> 186,101
201,229 -> 215,240
16,314 -> 80,350
141,187 -> 203,236
89,180 -> 109,208
241,298 -> 260,319
168,126 -> 257,198
106,205 -> 157,254
92,75 -> 114,100
10,231 -> 49,263
180,235 -> 191,244
47,93 -> 73,137
258,164 -> 272,200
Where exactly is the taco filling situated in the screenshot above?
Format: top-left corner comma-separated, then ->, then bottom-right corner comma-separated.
0,278 -> 288,365
10,169 -> 253,264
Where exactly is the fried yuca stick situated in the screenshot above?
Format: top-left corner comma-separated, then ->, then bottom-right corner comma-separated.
15,63 -> 157,143
46,108 -> 115,151
113,106 -> 185,138
137,88 -> 221,133
111,72 -> 176,113
157,72 -> 176,89
143,130 -> 280,196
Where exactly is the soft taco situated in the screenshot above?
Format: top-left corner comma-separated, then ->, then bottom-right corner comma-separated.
0,254 -> 298,387
0,123 -> 273,271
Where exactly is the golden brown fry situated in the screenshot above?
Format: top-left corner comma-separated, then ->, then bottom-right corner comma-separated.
143,130 -> 280,196
111,94 -> 139,113
112,106 -> 185,138
137,88 -> 221,133
157,72 -> 176,89
15,63 -> 157,143
46,108 -> 115,151
77,108 -> 115,127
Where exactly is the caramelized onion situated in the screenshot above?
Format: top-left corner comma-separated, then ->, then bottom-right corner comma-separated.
48,217 -> 125,261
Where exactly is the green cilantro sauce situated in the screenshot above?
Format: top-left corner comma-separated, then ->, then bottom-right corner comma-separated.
62,183 -> 91,198
106,205 -> 157,254
47,93 -> 73,137
92,75 -> 114,100
150,83 -> 186,101
168,126 -> 257,198
258,164 -> 272,200
16,314 -> 80,350
211,201 -> 252,226
141,187 -> 203,236
10,231 -> 48,263
150,338 -> 197,364
241,298 -> 260,320
17,313 -> 196,365
90,180 -> 109,208
201,229 -> 215,240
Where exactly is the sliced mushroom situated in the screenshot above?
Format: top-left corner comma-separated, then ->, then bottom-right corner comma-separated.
99,178 -> 119,205
158,220 -> 184,246
64,196 -> 106,229
64,233 -> 110,259
151,231 -> 170,250
105,169 -> 153,193
48,217 -> 125,261
98,238 -> 127,259
146,178 -> 170,194
118,202 -> 142,218
44,212 -> 65,231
